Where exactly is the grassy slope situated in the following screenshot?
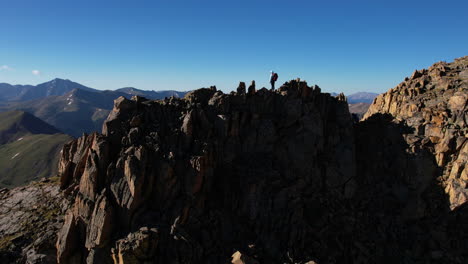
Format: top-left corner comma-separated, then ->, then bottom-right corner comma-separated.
0,111 -> 29,143
0,111 -> 24,132
0,133 -> 72,188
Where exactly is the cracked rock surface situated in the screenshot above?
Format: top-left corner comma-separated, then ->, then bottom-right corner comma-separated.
0,178 -> 71,263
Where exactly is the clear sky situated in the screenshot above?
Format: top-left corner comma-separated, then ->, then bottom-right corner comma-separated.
0,0 -> 467,94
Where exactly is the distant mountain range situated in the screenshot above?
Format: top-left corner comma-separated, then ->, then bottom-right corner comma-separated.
0,79 -> 188,137
0,78 -> 95,102
0,78 -> 187,102
346,92 -> 379,104
0,110 -> 72,188
328,92 -> 378,118
329,92 -> 379,104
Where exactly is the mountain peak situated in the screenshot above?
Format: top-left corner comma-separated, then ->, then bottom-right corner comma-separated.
52,78 -> 69,82
40,78 -> 80,87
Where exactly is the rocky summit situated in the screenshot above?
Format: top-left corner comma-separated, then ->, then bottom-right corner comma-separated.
2,56 -> 468,264
56,81 -> 355,263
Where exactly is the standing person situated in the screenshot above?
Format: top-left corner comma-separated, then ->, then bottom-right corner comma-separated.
270,70 -> 278,90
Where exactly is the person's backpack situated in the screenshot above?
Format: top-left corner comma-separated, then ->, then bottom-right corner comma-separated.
273,73 -> 278,81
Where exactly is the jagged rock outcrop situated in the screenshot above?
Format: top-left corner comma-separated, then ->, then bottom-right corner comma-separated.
111,227 -> 159,264
364,56 -> 468,209
0,178 -> 71,263
353,56 -> 468,262
56,80 -> 354,263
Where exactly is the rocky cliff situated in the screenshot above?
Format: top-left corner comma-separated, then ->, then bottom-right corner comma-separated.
56,81 -> 356,263
364,56 -> 468,209
354,56 -> 468,262
4,56 -> 468,264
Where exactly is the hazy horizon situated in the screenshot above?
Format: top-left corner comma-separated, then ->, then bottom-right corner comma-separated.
1,0 -> 467,94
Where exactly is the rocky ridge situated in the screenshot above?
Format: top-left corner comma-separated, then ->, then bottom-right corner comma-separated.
54,54 -> 468,263
2,56 -> 468,263
56,80 -> 355,263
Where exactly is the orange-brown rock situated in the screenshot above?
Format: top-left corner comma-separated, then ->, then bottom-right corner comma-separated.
231,251 -> 259,264
364,56 -> 468,209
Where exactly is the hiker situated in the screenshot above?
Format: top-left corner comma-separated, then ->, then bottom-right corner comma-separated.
270,70 -> 278,90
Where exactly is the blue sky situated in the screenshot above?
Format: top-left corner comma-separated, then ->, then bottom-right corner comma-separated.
0,0 -> 467,94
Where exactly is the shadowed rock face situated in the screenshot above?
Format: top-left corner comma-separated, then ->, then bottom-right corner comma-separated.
50,56 -> 468,263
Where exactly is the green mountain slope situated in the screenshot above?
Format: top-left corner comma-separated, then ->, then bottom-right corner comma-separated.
0,134 -> 72,188
0,111 -> 61,144
0,111 -> 72,188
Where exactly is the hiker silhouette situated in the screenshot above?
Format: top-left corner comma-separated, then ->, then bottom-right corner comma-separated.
270,71 -> 278,90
